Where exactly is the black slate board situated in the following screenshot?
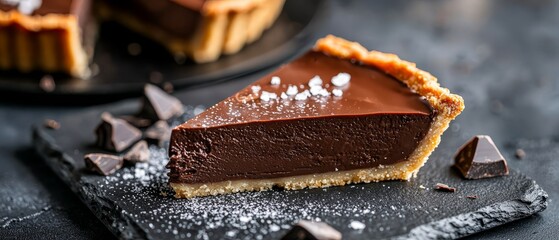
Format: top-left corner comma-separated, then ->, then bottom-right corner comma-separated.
0,0 -> 323,103
32,99 -> 548,239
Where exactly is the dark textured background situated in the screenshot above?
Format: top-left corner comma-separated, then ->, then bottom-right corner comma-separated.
1,0 -> 559,239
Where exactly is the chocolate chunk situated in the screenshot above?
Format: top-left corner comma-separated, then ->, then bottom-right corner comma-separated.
123,141 -> 150,163
466,195 -> 479,199
95,112 -> 142,152
515,148 -> 526,160
39,75 -> 55,92
435,183 -> 456,192
43,119 -> 60,130
119,115 -> 153,128
144,120 -> 171,146
281,220 -> 342,240
139,84 -> 184,121
454,135 -> 509,179
84,153 -> 123,176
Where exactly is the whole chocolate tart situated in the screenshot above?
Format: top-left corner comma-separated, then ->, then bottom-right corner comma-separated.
0,0 -> 95,77
97,0 -> 285,63
168,35 -> 465,198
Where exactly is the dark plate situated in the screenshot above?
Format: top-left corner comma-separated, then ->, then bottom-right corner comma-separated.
0,0 -> 324,103
32,93 -> 548,239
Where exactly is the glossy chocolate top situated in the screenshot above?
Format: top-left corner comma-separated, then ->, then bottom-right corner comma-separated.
0,0 -> 87,16
180,51 -> 432,129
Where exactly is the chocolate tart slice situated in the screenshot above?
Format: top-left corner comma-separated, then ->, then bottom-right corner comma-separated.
97,0 -> 285,63
168,35 -> 464,198
0,0 -> 95,77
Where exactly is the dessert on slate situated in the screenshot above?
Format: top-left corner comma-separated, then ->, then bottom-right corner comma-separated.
0,0 -> 95,77
97,0 -> 285,63
454,135 -> 509,179
167,35 -> 465,198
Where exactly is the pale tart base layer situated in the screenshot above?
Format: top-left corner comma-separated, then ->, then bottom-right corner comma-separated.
171,161 -> 415,198
0,11 -> 92,77
171,35 -> 464,198
97,0 -> 284,63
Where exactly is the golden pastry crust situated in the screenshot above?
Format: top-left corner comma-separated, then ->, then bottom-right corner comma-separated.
0,10 -> 91,77
171,35 -> 465,198
172,161 -> 420,198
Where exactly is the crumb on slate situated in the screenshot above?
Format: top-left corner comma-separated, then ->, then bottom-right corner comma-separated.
44,119 -> 60,129
39,75 -> 55,92
435,183 -> 456,192
515,148 -> 526,159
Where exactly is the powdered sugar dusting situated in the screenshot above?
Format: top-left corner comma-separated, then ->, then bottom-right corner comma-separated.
349,220 -> 366,230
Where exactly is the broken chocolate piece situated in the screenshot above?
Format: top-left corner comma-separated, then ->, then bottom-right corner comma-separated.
84,153 -> 124,176
95,112 -> 142,152
123,141 -> 150,163
119,115 -> 153,128
144,120 -> 171,146
466,195 -> 479,199
281,220 -> 342,240
43,119 -> 60,130
454,135 -> 509,179
139,84 -> 183,121
515,148 -> 526,160
435,183 -> 456,192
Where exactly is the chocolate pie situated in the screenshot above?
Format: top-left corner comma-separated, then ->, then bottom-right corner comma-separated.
168,35 -> 465,198
97,0 -> 285,63
0,0 -> 95,77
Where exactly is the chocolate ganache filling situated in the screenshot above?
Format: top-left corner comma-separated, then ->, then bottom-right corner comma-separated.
168,51 -> 435,184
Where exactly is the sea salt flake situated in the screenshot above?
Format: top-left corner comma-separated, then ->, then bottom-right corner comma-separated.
309,85 -> 324,96
286,85 -> 298,96
260,91 -> 277,102
5,0 -> 43,15
270,76 -> 281,85
331,72 -> 351,86
332,89 -> 343,97
308,75 -> 323,87
294,92 -> 308,101
251,85 -> 261,93
318,89 -> 330,97
349,220 -> 366,230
